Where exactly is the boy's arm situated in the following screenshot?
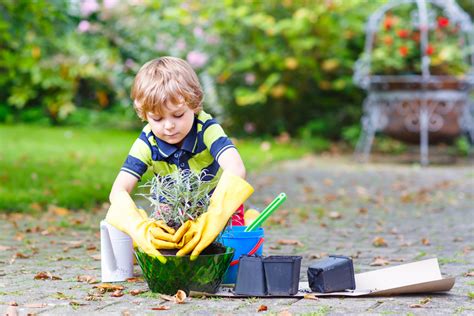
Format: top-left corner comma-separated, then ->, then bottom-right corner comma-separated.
216,147 -> 246,179
109,171 -> 139,203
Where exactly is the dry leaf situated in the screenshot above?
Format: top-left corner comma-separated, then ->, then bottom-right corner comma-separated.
86,244 -> 97,251
410,303 -> 423,308
8,301 -> 18,306
257,305 -> 268,312
358,207 -> 368,214
93,283 -> 125,293
77,275 -> 98,284
160,294 -> 175,302
0,245 -> 14,251
309,252 -> 328,259
464,271 -> 474,277
126,277 -> 143,283
34,271 -> 62,280
151,305 -> 170,310
278,310 -> 293,316
324,194 -> 338,202
69,301 -> 86,307
323,178 -> 333,186
419,297 -> 431,305
90,254 -> 101,261
370,257 -> 390,266
421,238 -> 430,246
277,239 -> 304,247
175,290 -> 186,304
130,289 -> 145,296
111,290 -> 124,297
328,211 -> 342,220
372,236 -> 388,247
303,293 -> 319,300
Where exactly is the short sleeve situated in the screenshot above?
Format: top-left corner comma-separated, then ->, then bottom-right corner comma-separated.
121,134 -> 152,180
202,120 -> 235,162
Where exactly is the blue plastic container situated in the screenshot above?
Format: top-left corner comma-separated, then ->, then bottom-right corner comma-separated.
220,226 -> 264,284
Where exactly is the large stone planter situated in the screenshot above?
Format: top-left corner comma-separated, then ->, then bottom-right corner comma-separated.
369,78 -> 469,144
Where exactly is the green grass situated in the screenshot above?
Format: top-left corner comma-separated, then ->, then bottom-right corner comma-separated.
0,124 -> 311,212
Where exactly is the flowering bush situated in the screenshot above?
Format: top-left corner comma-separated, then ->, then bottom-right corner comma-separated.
371,6 -> 470,76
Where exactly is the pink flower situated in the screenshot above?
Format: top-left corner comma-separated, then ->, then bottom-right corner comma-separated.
175,39 -> 187,52
103,0 -> 118,9
80,0 -> 99,16
186,51 -> 208,68
206,35 -> 220,45
77,20 -> 91,33
245,73 -> 256,85
125,58 -> 137,70
244,122 -> 256,134
193,27 -> 204,38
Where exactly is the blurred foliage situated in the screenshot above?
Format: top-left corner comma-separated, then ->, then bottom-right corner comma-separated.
0,0 -> 472,141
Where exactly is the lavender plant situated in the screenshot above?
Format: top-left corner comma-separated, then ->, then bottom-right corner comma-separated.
138,169 -> 216,229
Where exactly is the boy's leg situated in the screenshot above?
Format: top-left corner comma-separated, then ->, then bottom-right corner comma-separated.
231,204 -> 245,226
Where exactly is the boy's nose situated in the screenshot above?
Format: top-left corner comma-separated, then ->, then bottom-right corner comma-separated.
164,120 -> 174,129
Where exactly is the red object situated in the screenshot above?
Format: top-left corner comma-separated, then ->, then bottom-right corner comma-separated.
437,16 -> 449,28
231,204 -> 245,226
397,29 -> 410,38
229,237 -> 265,266
383,35 -> 393,46
426,44 -> 435,55
399,46 -> 408,57
384,15 -> 394,30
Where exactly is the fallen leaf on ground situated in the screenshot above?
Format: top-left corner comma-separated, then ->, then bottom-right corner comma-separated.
421,238 -> 430,246
126,277 -> 143,283
130,289 -> 146,296
358,207 -> 368,214
69,301 -> 87,307
77,275 -> 98,284
175,290 -> 186,304
328,211 -> 342,220
93,283 -> 124,293
111,290 -> 124,297
151,305 -> 170,310
323,178 -> 333,186
370,257 -> 390,266
277,239 -> 304,247
309,252 -> 328,259
34,271 -> 62,280
278,310 -> 293,316
303,293 -> 319,300
372,237 -> 388,247
0,245 -> 14,251
90,254 -> 101,261
8,301 -> 18,306
257,305 -> 268,312
464,271 -> 474,277
160,294 -> 175,302
409,303 -> 424,308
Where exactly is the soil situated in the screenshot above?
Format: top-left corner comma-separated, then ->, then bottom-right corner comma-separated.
159,242 -> 227,256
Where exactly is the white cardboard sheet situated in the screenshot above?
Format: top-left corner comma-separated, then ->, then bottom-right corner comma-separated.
190,258 -> 455,298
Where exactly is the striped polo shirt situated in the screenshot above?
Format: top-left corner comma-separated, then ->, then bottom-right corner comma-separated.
121,111 -> 235,184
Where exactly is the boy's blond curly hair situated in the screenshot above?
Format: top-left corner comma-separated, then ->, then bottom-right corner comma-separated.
131,56 -> 203,120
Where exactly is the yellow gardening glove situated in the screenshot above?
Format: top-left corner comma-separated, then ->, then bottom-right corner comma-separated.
175,170 -> 254,260
105,191 -> 178,263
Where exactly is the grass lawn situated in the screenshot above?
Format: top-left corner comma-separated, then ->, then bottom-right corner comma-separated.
0,124 -> 311,212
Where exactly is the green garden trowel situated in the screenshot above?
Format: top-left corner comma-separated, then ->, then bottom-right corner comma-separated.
244,192 -> 287,232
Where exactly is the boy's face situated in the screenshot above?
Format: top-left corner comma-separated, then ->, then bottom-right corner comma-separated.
146,103 -> 197,147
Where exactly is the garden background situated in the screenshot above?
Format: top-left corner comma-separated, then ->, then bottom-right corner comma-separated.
1,0 -> 473,212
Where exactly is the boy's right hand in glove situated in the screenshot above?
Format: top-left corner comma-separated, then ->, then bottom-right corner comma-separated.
105,191 -> 179,263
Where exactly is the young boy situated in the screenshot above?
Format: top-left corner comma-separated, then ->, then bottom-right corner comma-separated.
110,56 -> 246,224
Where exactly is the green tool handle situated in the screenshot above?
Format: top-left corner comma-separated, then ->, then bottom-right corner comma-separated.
245,192 -> 287,232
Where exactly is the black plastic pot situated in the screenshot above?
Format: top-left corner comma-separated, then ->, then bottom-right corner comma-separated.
307,255 -> 355,293
234,255 -> 267,296
263,256 -> 302,295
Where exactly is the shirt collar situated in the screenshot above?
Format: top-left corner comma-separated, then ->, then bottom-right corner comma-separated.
153,117 -> 198,158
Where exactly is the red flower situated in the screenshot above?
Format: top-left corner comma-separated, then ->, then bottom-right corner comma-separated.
383,35 -> 393,46
437,16 -> 449,28
397,29 -> 410,38
399,46 -> 408,57
426,45 -> 434,55
384,15 -> 394,30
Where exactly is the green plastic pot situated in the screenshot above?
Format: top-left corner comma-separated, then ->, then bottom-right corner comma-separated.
135,243 -> 234,295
